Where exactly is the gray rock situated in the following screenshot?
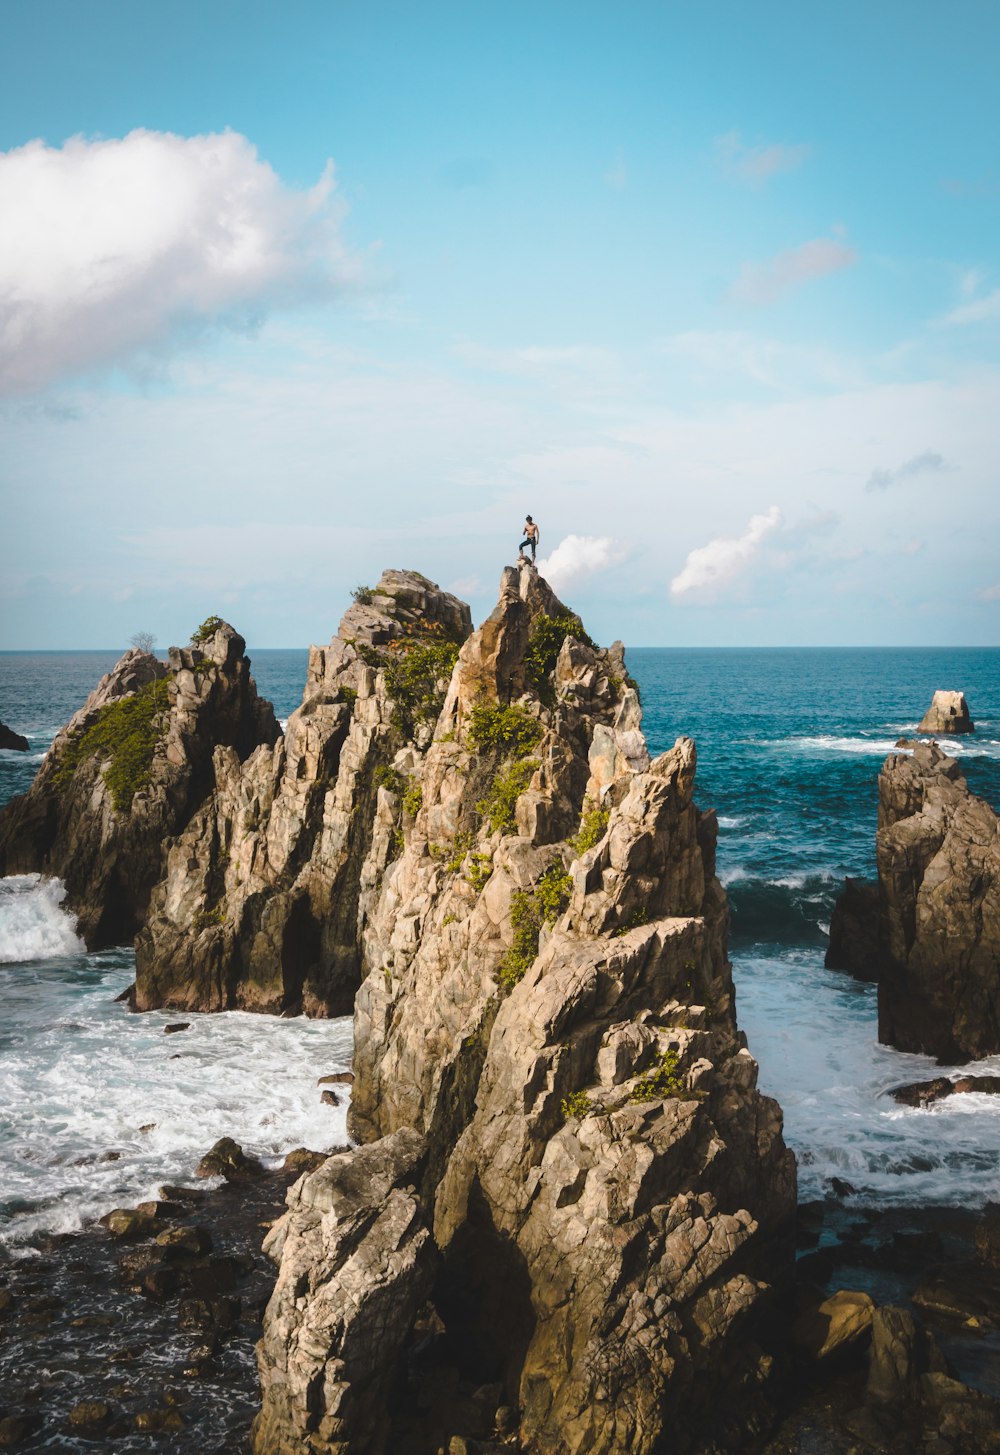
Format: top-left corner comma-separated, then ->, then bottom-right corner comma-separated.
0,721 -> 28,752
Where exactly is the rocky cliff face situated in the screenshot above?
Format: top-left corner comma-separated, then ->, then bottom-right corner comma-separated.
135,571 -> 472,1014
876,741 -> 1000,1061
254,566 -> 796,1455
0,629 -> 278,947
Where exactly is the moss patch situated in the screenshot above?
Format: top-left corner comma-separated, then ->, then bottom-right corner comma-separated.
53,676 -> 171,813
496,859 -> 571,991
476,757 -> 537,835
570,801 -> 610,856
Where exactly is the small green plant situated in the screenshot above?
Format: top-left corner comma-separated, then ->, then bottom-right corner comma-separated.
535,860 -> 572,922
445,832 -> 472,874
193,904 -> 225,931
466,853 -> 493,893
52,676 -> 171,813
402,782 -> 423,818
339,685 -> 358,707
466,701 -> 541,757
570,801 -> 610,856
476,758 -> 537,835
383,638 -> 461,737
612,907 -> 650,938
389,825 -> 405,859
382,965 -> 393,990
190,615 -> 226,646
374,765 -> 404,795
561,1090 -> 595,1120
442,912 -> 457,926
194,657 -> 214,675
629,1050 -> 684,1103
524,613 -> 595,699
351,585 -> 376,606
497,888 -> 542,991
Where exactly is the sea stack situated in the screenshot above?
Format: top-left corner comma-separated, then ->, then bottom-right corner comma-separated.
0,721 -> 29,751
917,689 -> 974,735
0,626 -> 279,947
251,565 -> 796,1455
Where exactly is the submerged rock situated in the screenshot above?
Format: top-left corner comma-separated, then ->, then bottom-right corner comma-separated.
0,630 -> 279,948
254,566 -> 796,1455
135,570 -> 472,1015
917,689 -> 974,735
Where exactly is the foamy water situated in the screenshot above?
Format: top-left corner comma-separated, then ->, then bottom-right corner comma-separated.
0,881 -> 351,1249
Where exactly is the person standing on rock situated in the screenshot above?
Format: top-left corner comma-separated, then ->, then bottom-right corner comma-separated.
518,514 -> 539,566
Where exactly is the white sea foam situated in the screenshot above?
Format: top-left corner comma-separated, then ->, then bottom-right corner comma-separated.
717,816 -> 744,829
0,875 -> 85,963
736,948 -> 1000,1206
0,952 -> 354,1247
766,733 -> 1000,760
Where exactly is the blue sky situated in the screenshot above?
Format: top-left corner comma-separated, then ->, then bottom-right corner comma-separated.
1,0 -> 999,648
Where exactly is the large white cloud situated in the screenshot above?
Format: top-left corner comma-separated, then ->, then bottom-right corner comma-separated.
0,129 -> 354,394
535,534 -> 626,593
670,506 -> 782,600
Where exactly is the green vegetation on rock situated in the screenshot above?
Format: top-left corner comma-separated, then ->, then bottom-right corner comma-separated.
466,700 -> 541,757
351,585 -> 375,605
383,637 -> 460,737
628,1050 -> 684,1102
402,782 -> 423,818
561,1090 -> 595,1120
524,612 -> 595,699
570,801 -> 610,856
497,859 -> 571,991
374,765 -> 404,795
190,615 -> 226,646
53,677 -> 171,813
477,757 -> 537,835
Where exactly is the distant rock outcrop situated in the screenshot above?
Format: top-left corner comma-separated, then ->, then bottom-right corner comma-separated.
825,876 -> 882,980
917,689 -> 974,735
0,628 -> 279,947
135,571 -> 472,1014
854,741 -> 999,1062
253,566 -> 796,1455
0,721 -> 29,752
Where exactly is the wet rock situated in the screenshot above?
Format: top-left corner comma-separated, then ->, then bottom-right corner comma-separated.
178,1296 -> 241,1333
890,1077 -> 956,1107
195,1137 -> 263,1181
158,1183 -> 206,1204
792,1289 -> 874,1362
164,1022 -> 190,1034
135,1199 -> 185,1220
0,721 -> 29,752
917,690 -> 974,735
155,1225 -> 213,1258
139,1265 -> 182,1300
829,1177 -> 857,1198
0,1287 -> 14,1313
975,1208 -> 1000,1271
320,1088 -> 341,1106
825,876 -> 882,979
118,1245 -> 164,1282
919,1372 -> 1000,1453
134,1409 -> 185,1432
0,1414 -> 40,1447
281,1147 -> 329,1176
317,1071 -> 354,1085
68,1399 -> 113,1429
178,1256 -> 241,1298
913,1260 -> 1000,1325
875,742 -> 1000,1061
99,1208 -> 158,1242
866,1305 -> 947,1402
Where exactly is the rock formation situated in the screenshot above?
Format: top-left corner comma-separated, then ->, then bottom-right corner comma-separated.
829,741 -> 1000,1061
0,629 -> 278,947
253,566 -> 796,1455
917,689 -> 974,735
825,876 -> 881,979
0,720 -> 29,752
135,571 -> 472,1013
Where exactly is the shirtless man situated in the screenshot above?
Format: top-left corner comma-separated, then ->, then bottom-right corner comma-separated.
518,514 -> 539,565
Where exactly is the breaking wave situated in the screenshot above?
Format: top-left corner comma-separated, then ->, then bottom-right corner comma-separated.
0,875 -> 85,963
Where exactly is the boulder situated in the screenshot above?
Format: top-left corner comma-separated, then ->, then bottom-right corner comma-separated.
825,876 -> 882,979
0,721 -> 29,752
0,630 -> 279,948
875,742 -> 1000,1060
195,1137 -> 263,1181
792,1289 -> 874,1363
917,689 -> 974,735
865,1305 -> 947,1402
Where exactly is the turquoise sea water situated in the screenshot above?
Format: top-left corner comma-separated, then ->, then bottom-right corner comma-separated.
1,645 -> 999,1247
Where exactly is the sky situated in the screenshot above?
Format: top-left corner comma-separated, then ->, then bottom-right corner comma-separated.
1,0 -> 999,650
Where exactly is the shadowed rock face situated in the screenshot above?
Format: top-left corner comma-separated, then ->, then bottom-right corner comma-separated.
0,632 -> 278,947
917,689 -> 974,735
875,742 -> 1000,1061
134,570 -> 472,1014
254,566 -> 796,1455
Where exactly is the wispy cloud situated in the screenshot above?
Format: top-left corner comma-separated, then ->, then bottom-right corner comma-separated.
865,450 -> 948,493
536,534 -> 626,593
978,582 -> 1000,602
670,506 -> 781,601
0,128 -> 357,394
715,130 -> 809,185
729,238 -> 857,306
940,288 -> 1000,326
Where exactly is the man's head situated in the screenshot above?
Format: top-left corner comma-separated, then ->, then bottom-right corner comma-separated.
526,514 -> 533,523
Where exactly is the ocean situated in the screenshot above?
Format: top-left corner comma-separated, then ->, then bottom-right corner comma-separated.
1,644 -> 999,1252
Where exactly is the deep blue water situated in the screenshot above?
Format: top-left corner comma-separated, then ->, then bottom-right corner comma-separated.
1,644 -> 999,1231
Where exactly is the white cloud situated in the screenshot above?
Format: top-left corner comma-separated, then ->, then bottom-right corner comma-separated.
941,288 -> 1000,326
535,534 -> 626,593
0,129 -> 355,394
729,238 -> 857,306
670,506 -> 782,600
865,450 -> 948,493
715,130 -> 809,184
979,583 -> 1000,602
